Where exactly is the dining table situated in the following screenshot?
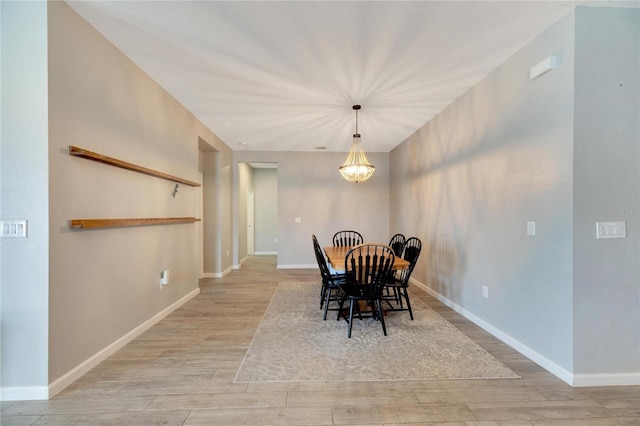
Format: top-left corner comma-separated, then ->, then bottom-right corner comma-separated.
323,245 -> 410,271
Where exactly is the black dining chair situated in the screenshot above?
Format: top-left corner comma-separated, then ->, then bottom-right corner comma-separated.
312,235 -> 347,320
332,230 -> 363,247
388,233 -> 406,257
336,244 -> 395,338
383,237 -> 422,320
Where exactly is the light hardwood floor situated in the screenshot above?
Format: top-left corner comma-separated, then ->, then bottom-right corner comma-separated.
2,256 -> 638,425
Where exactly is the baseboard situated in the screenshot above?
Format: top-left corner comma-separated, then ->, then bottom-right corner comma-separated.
572,372 -> 640,387
231,258 -> 246,270
277,263 -> 317,269
0,386 -> 49,402
201,266 -> 233,279
46,288 -> 200,400
413,279 -> 640,387
254,251 -> 277,255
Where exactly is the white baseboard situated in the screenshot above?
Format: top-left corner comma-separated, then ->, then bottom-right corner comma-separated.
201,266 -> 233,279
411,278 -> 639,387
572,372 -> 640,387
254,251 -> 277,255
44,288 -> 200,400
277,263 -> 317,269
0,386 -> 49,402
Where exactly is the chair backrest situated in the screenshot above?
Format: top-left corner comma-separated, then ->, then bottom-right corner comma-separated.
396,237 -> 422,285
333,230 -> 363,247
312,234 -> 334,283
344,244 -> 395,298
388,233 -> 406,257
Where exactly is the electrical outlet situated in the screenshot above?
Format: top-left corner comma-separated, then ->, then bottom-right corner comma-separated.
160,269 -> 169,287
482,285 -> 489,299
527,221 -> 536,236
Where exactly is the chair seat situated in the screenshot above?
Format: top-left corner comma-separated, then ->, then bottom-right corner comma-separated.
325,273 -> 348,286
384,277 -> 404,287
329,272 -> 348,281
338,283 -> 373,298
322,274 -> 348,313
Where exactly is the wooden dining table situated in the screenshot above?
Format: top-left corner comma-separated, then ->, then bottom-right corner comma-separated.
323,245 -> 410,271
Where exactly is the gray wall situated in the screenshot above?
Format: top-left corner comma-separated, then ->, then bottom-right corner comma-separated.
392,8 -> 576,374
572,7 -> 639,377
234,151 -> 390,268
201,150 -> 219,274
390,6 -> 639,383
0,0 -> 50,397
200,143 -> 235,277
254,168 -> 278,254
47,1 -> 198,384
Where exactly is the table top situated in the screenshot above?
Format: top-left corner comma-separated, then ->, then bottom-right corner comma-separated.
324,245 -> 410,271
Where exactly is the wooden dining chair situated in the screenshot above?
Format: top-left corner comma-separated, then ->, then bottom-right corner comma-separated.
383,237 -> 422,320
332,230 -> 363,247
388,233 -> 406,257
312,235 -> 347,320
336,244 -> 395,338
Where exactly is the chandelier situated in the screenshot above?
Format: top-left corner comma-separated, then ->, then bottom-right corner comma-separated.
339,105 -> 375,183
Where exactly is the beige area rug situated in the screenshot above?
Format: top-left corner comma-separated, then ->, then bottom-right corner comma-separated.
234,282 -> 520,383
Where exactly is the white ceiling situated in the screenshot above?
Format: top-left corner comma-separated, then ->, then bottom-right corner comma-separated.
66,1 -> 623,153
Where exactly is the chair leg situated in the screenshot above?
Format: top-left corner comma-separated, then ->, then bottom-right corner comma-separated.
336,294 -> 346,321
402,288 -> 414,320
322,287 -> 334,320
347,299 -> 355,338
376,299 -> 387,336
395,287 -> 403,307
320,284 -> 326,309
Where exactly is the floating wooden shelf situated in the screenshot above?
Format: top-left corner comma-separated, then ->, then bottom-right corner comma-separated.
70,217 -> 201,229
69,145 -> 201,187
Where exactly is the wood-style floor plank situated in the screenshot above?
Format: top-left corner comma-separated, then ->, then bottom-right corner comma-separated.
1,255 -> 637,426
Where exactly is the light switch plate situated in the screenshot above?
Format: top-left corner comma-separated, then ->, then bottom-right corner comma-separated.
527,221 -> 536,236
1,220 -> 28,238
596,221 -> 626,239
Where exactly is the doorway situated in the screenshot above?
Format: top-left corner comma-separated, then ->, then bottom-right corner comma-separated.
237,162 -> 278,263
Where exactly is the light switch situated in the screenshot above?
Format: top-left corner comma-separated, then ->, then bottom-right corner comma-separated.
527,221 -> 536,236
1,220 -> 28,238
596,222 -> 626,239
295,217 -> 301,223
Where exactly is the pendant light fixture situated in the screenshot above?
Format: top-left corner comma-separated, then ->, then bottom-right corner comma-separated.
339,105 -> 375,183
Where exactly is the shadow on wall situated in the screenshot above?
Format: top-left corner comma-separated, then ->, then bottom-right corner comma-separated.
427,234 -> 465,303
